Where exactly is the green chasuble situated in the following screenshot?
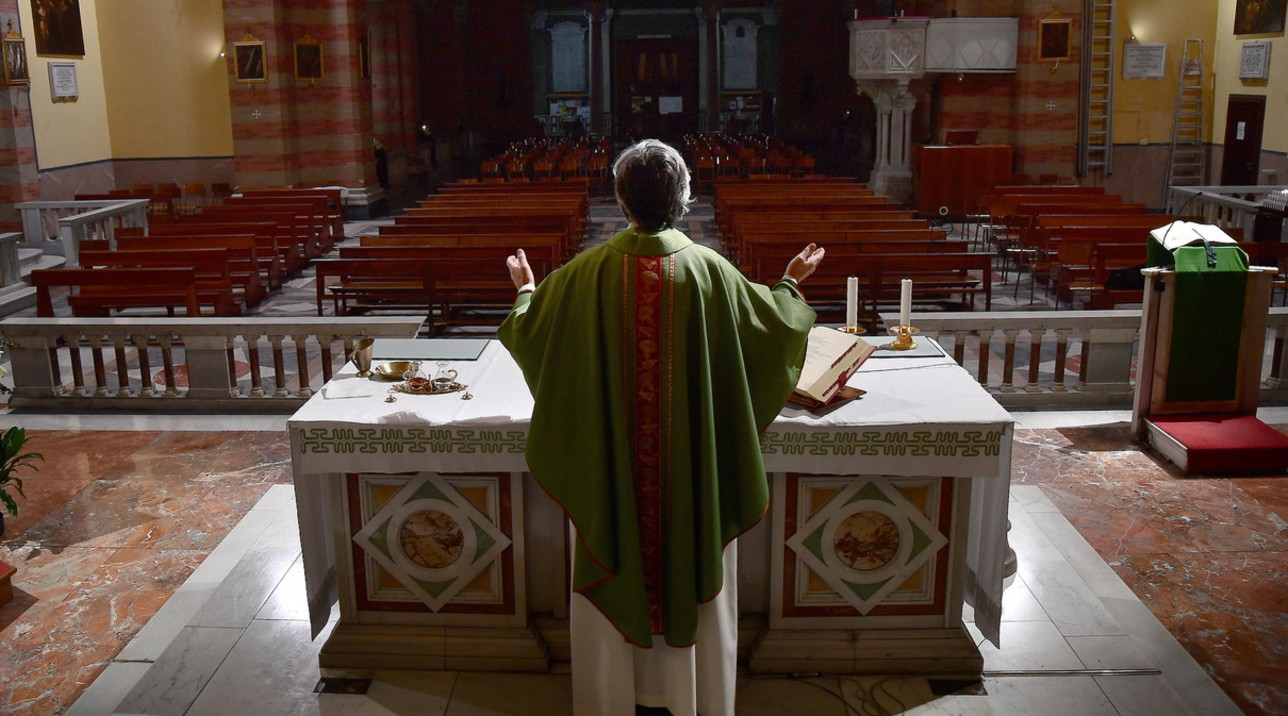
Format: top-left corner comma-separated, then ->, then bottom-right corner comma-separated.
498,227 -> 815,647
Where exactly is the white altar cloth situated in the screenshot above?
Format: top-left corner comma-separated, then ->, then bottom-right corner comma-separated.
289,339 -> 1012,645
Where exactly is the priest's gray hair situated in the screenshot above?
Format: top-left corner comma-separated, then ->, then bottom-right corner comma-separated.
613,139 -> 694,232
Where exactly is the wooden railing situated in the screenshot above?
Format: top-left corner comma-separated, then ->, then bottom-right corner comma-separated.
5,310 -> 1288,411
0,317 -> 422,411
15,199 -> 150,265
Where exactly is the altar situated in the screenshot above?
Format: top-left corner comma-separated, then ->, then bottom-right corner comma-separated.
289,337 -> 1012,675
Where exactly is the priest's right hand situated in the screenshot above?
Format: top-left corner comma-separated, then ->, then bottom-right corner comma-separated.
784,243 -> 825,284
506,248 -> 535,290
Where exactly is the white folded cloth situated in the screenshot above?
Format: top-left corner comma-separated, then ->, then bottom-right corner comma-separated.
323,377 -> 382,399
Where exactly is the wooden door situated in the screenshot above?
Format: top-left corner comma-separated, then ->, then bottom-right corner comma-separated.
1221,95 -> 1265,186
616,38 -> 698,143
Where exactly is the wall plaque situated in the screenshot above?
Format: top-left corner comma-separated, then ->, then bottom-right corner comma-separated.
48,61 -> 76,101
1239,41 -> 1271,80
1122,42 -> 1166,80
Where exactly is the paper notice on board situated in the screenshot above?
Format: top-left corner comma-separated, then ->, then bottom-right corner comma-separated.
659,96 -> 683,115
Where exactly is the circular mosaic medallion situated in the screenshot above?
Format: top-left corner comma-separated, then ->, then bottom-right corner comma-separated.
399,510 -> 465,568
832,511 -> 900,571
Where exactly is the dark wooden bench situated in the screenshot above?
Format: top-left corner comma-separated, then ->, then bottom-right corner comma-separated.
803,252 -> 996,315
79,247 -> 263,309
28,267 -> 237,317
314,258 -> 434,317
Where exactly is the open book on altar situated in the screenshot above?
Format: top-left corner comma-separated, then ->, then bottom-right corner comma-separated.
790,326 -> 876,409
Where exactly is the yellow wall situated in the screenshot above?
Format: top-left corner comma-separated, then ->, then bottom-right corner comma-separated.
96,0 -> 232,159
18,0 -> 112,170
1213,0 -> 1288,154
1113,1 -> 1219,145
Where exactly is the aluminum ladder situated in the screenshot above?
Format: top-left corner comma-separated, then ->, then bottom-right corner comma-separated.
1079,0 -> 1115,178
1164,39 -> 1207,204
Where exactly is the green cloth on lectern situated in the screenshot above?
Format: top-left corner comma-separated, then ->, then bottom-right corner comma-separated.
498,227 -> 814,647
1165,245 -> 1249,403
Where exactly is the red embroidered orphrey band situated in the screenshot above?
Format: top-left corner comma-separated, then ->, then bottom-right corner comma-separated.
631,254 -> 667,634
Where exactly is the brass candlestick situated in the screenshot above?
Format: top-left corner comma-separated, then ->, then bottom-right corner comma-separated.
889,325 -> 919,351
841,324 -> 866,335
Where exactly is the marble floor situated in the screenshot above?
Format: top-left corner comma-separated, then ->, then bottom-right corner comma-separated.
0,408 -> 1281,715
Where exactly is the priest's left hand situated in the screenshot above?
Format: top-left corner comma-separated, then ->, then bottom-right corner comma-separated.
506,248 -> 535,289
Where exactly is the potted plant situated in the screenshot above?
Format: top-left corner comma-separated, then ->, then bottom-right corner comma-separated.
0,426 -> 42,537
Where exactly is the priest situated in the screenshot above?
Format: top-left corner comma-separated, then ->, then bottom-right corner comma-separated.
498,139 -> 824,716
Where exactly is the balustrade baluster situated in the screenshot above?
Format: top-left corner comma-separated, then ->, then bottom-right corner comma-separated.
951,330 -> 966,365
1269,325 -> 1286,389
247,334 -> 265,397
88,334 -> 109,397
999,330 -> 1019,393
159,335 -> 179,396
133,334 -> 154,397
112,334 -> 130,396
1077,335 -> 1090,391
976,329 -> 994,385
1026,328 -> 1048,393
319,337 -> 335,383
269,335 -> 289,397
1052,329 -> 1071,392
294,334 -> 313,399
67,335 -> 88,396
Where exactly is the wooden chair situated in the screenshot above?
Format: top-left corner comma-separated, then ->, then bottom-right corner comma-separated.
179,183 -> 207,214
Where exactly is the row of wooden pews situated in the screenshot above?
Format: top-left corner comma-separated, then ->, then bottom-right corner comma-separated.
32,189 -> 342,317
983,184 -> 1161,308
313,181 -> 588,333
715,177 -> 995,318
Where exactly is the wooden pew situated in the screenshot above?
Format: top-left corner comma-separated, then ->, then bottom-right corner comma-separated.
197,206 -> 323,260
803,252 -> 997,314
240,188 -> 345,239
313,258 -> 434,317
224,196 -> 335,251
76,249 -> 247,314
29,267 -> 218,317
747,241 -> 970,283
113,232 -> 280,294
118,223 -> 298,281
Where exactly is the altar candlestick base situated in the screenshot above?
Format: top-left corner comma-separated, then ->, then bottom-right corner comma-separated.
890,325 -> 919,351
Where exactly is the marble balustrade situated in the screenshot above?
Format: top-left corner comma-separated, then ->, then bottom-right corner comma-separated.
0,317 -> 423,411
5,309 -> 1288,410
15,199 -> 150,265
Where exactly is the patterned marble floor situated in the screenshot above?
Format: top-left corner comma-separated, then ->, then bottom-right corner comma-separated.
0,409 -> 1280,715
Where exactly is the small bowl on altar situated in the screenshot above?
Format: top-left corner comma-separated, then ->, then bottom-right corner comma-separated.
374,361 -> 414,381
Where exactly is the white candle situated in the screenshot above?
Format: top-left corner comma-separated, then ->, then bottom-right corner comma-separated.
899,279 -> 912,327
845,276 -> 858,328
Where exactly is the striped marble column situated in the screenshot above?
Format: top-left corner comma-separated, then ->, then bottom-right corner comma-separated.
0,5 -> 39,232
224,0 -> 382,213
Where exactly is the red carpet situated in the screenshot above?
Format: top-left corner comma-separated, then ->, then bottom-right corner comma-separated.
1149,413 -> 1288,474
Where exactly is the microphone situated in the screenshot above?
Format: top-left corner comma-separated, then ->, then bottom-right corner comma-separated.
1159,190 -> 1203,249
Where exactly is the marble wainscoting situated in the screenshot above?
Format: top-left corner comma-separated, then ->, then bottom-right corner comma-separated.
0,429 -> 292,715
1010,424 -> 1288,716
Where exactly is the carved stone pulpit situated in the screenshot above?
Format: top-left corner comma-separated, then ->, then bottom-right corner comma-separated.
848,17 -> 928,204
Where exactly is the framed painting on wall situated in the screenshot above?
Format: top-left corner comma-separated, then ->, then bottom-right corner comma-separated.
30,0 -> 85,57
294,35 -> 323,82
1234,0 -> 1287,35
1037,18 -> 1073,62
233,37 -> 267,83
4,26 -> 29,85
